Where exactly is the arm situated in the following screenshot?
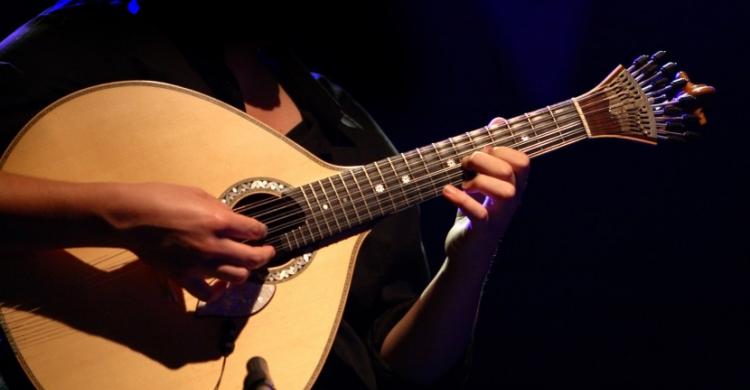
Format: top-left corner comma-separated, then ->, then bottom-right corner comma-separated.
0,171 -> 275,301
381,118 -> 530,384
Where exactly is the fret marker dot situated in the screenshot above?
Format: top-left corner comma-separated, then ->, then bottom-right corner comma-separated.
322,204 -> 329,210
375,184 -> 385,193
521,135 -> 529,142
447,159 -> 457,168
401,175 -> 411,184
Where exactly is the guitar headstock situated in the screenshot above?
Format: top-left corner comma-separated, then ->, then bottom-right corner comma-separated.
575,51 -> 715,144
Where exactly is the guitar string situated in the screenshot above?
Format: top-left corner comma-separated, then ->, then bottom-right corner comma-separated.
232,99 -> 597,225
242,117 -> 588,245
256,94 -> 650,249
218,76 -> 661,233
72,114 -> 585,277
263,125 -> 590,252
232,95 -> 636,239
228,85 -> 634,218
230,87 -> 650,226
1,83 -> 651,340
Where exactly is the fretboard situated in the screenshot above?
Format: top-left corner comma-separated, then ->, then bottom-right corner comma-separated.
270,98 -> 589,255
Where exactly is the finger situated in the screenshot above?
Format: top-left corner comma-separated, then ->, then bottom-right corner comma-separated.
218,212 -> 268,241
463,151 -> 515,182
463,174 -> 516,200
189,263 -> 250,284
204,239 -> 275,268
442,184 -> 488,222
179,276 -> 227,302
488,147 -> 530,187
487,117 -> 508,127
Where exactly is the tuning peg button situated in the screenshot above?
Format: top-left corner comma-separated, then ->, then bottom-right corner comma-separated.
652,78 -> 669,90
659,62 -> 678,78
651,50 -> 668,63
631,54 -> 649,69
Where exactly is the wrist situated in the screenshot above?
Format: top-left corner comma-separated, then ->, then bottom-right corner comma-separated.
443,247 -> 496,287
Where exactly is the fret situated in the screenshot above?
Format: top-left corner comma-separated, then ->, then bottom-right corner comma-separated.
448,133 -> 473,156
386,156 -> 410,207
349,168 -> 375,220
448,136 -> 470,161
464,131 -> 478,150
328,176 -> 352,229
310,181 -> 333,236
337,173 -> 363,224
432,141 -> 459,188
504,121 -> 520,146
361,165 -> 386,216
400,152 -> 420,204
414,147 -> 437,198
547,105 -> 565,142
289,228 -> 301,250
318,180 -> 342,233
485,124 -> 497,145
373,160 -> 398,212
299,186 -> 324,240
283,234 -> 294,253
524,113 -> 538,139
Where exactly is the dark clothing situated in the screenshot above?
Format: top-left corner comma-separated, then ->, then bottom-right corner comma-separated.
0,2 -> 433,389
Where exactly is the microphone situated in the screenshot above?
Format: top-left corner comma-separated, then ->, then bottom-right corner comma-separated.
243,356 -> 275,390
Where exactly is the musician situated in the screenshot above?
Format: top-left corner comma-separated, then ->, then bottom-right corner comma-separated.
0,1 -> 529,388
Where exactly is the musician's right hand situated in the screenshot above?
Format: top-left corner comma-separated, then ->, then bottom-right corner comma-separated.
102,182 -> 275,302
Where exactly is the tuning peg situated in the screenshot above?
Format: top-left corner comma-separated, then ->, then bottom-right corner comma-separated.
640,61 -> 660,78
651,50 -> 668,63
670,77 -> 688,90
629,54 -> 650,71
652,77 -> 669,90
659,62 -> 678,78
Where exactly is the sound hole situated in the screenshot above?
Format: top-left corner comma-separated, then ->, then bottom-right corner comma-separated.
232,191 -> 305,267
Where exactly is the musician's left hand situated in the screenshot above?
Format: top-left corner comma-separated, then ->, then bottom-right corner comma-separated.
441,117 -> 530,278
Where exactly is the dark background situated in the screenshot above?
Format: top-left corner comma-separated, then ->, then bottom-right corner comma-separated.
2,1 -> 748,388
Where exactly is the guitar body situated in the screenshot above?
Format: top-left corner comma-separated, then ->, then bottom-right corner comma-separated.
0,81 -> 365,389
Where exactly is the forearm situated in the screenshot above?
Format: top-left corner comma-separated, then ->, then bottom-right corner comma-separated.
380,253 -> 492,384
0,171 -> 122,249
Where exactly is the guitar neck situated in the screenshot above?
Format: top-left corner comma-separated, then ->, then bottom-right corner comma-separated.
264,98 -> 589,256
